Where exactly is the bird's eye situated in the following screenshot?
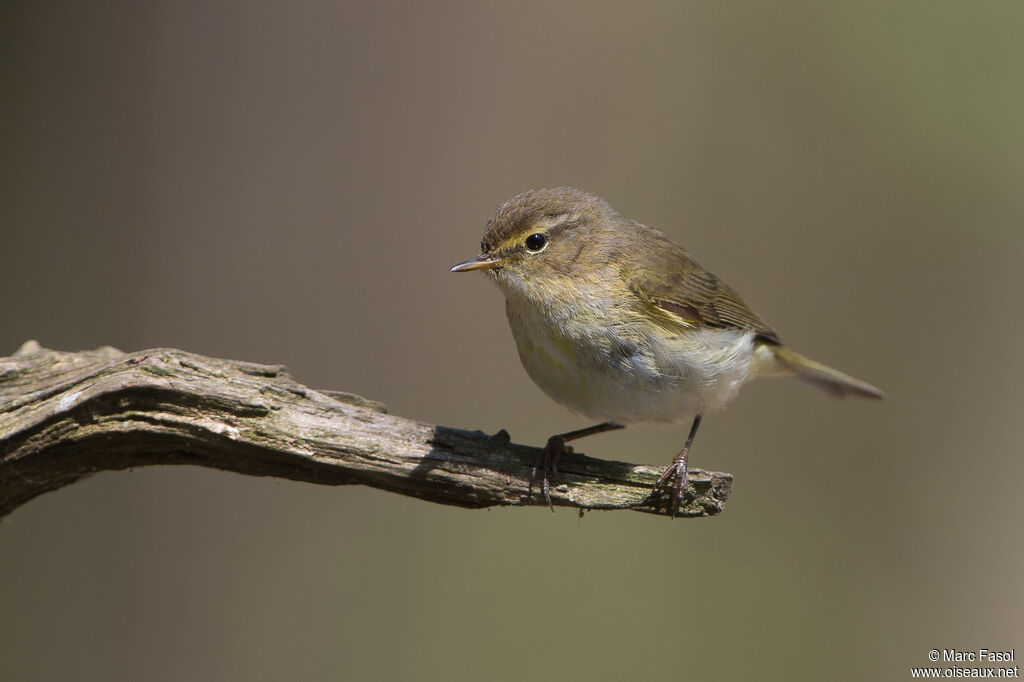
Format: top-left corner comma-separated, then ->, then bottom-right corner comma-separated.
524,233 -> 547,252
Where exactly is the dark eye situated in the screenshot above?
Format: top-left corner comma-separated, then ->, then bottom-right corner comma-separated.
524,233 -> 547,252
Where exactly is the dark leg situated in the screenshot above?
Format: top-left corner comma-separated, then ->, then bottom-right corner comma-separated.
655,415 -> 702,518
531,422 -> 624,511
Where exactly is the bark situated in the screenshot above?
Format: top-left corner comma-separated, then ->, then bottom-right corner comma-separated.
0,341 -> 732,518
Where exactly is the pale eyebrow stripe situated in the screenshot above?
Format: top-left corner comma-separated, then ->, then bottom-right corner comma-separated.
541,211 -> 581,228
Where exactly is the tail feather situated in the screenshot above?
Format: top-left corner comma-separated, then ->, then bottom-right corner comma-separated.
767,345 -> 884,400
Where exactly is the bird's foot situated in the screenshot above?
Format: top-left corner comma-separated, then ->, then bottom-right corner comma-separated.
529,435 -> 569,512
654,460 -> 689,519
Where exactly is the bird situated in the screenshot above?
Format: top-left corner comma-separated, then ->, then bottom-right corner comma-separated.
451,187 -> 883,515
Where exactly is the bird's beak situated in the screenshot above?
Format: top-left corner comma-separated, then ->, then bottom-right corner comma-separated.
450,255 -> 503,273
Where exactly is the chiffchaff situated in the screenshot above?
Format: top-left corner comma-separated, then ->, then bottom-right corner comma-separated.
451,187 -> 883,516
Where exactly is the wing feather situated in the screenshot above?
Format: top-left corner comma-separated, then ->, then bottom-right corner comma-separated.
623,230 -> 780,343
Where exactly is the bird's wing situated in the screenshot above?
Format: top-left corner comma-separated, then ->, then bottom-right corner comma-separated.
624,235 -> 781,344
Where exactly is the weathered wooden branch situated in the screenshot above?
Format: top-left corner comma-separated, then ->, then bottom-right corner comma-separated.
0,341 -> 732,519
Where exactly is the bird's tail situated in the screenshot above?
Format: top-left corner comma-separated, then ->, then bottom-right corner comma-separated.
754,343 -> 885,400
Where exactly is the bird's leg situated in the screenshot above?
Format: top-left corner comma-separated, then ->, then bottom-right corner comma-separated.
655,415 -> 702,518
531,422 -> 624,511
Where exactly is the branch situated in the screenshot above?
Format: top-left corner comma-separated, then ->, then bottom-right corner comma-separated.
0,341 -> 732,519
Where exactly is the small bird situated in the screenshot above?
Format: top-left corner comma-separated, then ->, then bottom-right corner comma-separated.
451,188 -> 883,515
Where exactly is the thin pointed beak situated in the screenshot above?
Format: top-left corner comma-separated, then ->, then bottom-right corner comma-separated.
450,255 -> 504,273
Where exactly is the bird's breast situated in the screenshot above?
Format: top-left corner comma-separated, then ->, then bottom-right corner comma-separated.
502,292 -> 756,425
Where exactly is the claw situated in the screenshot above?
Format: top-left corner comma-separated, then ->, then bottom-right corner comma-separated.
526,423 -> 624,513
653,415 -> 701,519
529,435 -> 565,512
655,460 -> 689,518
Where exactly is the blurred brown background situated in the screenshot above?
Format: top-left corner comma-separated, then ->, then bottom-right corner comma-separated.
2,2 -> 1022,680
